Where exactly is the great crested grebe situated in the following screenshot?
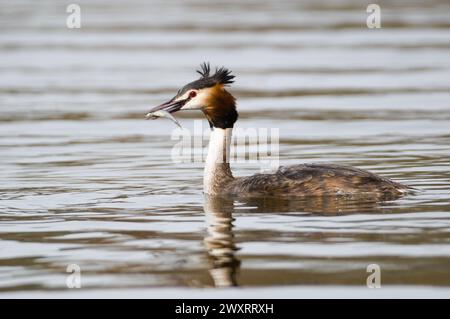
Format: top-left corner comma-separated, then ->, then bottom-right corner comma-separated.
147,63 -> 410,199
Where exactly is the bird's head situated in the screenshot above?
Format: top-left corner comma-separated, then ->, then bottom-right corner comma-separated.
147,63 -> 238,129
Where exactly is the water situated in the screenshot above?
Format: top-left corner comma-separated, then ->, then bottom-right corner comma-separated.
1,0 -> 450,297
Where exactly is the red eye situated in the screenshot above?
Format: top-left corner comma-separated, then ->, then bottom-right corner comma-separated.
189,91 -> 197,98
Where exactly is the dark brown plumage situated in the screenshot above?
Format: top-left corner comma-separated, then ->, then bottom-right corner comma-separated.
221,163 -> 410,200
202,84 -> 238,129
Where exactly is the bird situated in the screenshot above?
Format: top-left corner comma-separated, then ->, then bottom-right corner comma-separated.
147,63 -> 411,200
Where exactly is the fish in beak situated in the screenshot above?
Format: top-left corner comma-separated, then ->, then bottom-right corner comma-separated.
146,97 -> 187,128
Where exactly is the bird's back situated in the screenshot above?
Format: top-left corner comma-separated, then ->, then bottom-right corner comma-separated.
223,163 -> 410,199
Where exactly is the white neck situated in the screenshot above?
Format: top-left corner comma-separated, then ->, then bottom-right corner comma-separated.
204,127 -> 233,195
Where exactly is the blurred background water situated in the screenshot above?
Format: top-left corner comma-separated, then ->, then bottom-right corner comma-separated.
0,0 -> 450,297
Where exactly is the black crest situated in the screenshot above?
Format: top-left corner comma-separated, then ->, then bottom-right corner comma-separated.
196,62 -> 211,78
177,63 -> 235,96
197,62 -> 235,86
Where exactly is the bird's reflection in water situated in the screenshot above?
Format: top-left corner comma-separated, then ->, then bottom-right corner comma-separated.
203,195 -> 240,287
202,193 -> 403,287
233,195 -> 393,216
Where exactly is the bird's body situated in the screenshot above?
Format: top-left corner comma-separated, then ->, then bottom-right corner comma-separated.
201,127 -> 409,199
147,63 -> 411,200
225,164 -> 408,199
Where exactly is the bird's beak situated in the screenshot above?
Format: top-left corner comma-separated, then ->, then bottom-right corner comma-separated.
146,97 -> 187,119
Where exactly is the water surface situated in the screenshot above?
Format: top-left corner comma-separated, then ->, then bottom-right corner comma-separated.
1,0 -> 450,297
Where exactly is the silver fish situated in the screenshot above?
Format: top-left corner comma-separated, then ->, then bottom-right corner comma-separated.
146,110 -> 182,128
